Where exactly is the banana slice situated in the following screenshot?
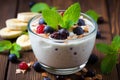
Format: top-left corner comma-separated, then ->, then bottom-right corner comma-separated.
17,12 -> 39,22
16,34 -> 31,51
6,18 -> 27,31
0,27 -> 22,39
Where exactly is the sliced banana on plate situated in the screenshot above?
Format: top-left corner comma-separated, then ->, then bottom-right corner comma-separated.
17,12 -> 39,22
6,18 -> 27,31
16,34 -> 31,51
0,27 -> 23,39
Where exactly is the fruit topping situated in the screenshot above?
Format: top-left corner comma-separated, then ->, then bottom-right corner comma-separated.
77,19 -> 85,26
73,26 -> 84,35
36,24 -> 45,34
33,61 -> 42,72
44,26 -> 55,34
8,54 -> 18,63
39,18 -> 46,25
19,62 -> 29,70
51,29 -> 69,40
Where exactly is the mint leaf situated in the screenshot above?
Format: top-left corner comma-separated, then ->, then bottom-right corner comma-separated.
10,43 -> 21,58
61,3 -> 80,29
31,3 -> 49,12
0,40 -> 12,52
85,10 -> 99,21
96,43 -> 114,55
111,35 -> 120,51
101,54 -> 118,74
42,9 -> 62,30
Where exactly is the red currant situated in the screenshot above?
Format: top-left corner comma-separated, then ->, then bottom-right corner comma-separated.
36,24 -> 45,34
19,62 -> 28,70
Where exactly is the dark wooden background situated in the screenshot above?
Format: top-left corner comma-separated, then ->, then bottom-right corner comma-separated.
0,0 -> 120,80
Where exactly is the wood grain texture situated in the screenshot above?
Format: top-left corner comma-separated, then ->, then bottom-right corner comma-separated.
0,0 -> 17,80
106,0 -> 120,79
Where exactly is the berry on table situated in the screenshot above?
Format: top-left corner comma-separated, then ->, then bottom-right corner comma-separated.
19,62 -> 29,70
97,16 -> 104,24
39,18 -> 46,25
73,27 -> 84,35
85,69 -> 96,77
8,54 -> 18,63
77,19 -> 85,26
33,62 -> 42,72
29,1 -> 36,8
96,30 -> 101,39
87,54 -> 98,64
44,26 -> 55,34
36,24 -> 45,34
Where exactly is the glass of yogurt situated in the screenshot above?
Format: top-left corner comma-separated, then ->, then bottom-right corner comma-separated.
28,12 -> 97,75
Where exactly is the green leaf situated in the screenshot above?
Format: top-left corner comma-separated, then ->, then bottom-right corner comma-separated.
111,35 -> 120,51
0,40 -> 12,52
85,10 -> 99,21
42,9 -> 62,30
101,54 -> 118,74
10,43 -> 21,58
31,3 -> 49,12
61,3 -> 80,29
96,43 -> 113,55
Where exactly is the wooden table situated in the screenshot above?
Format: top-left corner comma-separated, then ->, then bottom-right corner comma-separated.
0,0 -> 120,80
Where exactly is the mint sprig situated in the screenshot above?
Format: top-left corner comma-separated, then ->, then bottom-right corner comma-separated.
96,35 -> 120,74
42,2 -> 80,30
31,2 -> 56,12
0,40 -> 21,58
85,10 -> 99,22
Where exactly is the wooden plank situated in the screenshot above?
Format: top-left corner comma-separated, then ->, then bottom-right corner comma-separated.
106,0 -> 120,80
0,0 -> 17,80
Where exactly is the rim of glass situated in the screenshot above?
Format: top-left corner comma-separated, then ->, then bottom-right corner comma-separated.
28,11 -> 98,42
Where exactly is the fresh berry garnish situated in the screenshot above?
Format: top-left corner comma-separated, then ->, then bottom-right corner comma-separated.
44,26 -> 55,34
8,54 -> 18,63
58,29 -> 69,39
88,54 -> 98,64
77,19 -> 85,26
33,62 -> 42,72
43,77 -> 51,80
39,18 -> 46,25
97,16 -> 104,24
96,30 -> 101,38
85,69 -> 95,77
73,27 -> 84,35
51,32 -> 60,39
36,24 -> 45,34
29,1 -> 36,8
19,62 -> 28,70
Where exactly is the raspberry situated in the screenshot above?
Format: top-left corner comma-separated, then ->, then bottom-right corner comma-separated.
19,62 -> 28,70
36,24 -> 45,34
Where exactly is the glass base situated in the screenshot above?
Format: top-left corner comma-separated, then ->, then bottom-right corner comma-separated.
40,62 -> 87,75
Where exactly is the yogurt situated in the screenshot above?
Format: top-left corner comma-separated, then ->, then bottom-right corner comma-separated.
28,13 -> 97,75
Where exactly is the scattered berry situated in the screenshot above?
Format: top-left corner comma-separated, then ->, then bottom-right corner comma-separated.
85,70 -> 95,77
44,26 -> 54,34
79,75 -> 85,80
29,1 -> 36,8
36,24 -> 45,34
73,27 -> 84,35
58,29 -> 69,39
77,19 -> 85,26
8,54 -> 18,63
56,75 -> 65,80
96,31 -> 101,38
39,18 -> 46,24
88,54 -> 98,64
19,62 -> 28,70
43,77 -> 51,80
33,62 -> 42,72
97,16 -> 104,24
